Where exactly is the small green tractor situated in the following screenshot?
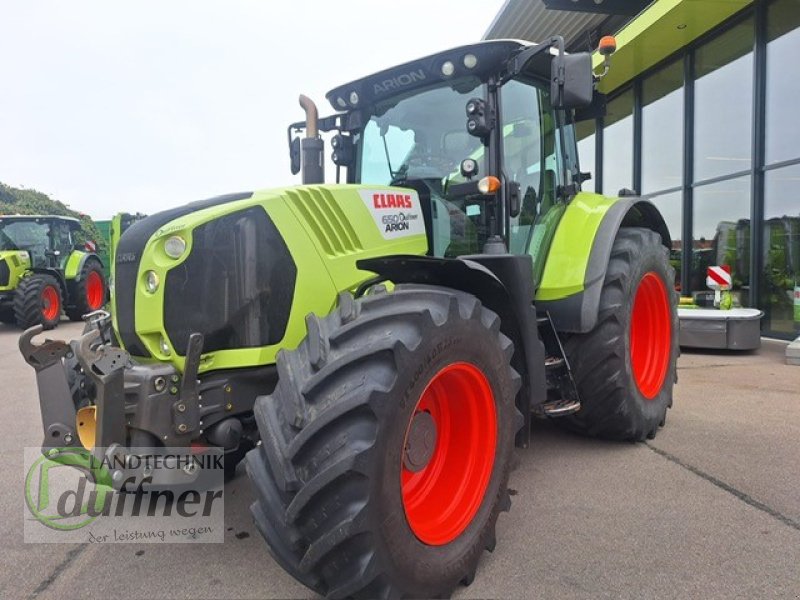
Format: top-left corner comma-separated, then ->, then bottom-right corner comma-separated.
22,36 -> 678,598
1,215 -> 106,329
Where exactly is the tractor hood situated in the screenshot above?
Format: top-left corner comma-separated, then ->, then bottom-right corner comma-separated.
112,184 -> 427,373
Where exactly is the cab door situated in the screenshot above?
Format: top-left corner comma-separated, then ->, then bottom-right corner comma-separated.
500,77 -> 568,287
51,221 -> 74,269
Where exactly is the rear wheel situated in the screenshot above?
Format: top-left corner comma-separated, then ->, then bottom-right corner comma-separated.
561,227 -> 678,441
246,285 -> 521,599
13,273 -> 63,330
66,259 -> 106,321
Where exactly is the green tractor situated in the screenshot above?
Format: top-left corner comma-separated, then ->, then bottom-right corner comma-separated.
22,36 -> 677,598
0,215 -> 106,329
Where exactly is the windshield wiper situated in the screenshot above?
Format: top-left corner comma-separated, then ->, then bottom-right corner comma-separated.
389,165 -> 410,186
381,133 -> 409,184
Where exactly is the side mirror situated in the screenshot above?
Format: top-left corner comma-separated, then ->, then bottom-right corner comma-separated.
551,52 -> 593,109
289,136 -> 301,175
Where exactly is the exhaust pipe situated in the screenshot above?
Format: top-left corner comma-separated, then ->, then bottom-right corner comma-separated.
299,94 -> 324,184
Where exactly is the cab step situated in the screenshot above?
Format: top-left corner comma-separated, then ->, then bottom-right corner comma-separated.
541,398 -> 581,417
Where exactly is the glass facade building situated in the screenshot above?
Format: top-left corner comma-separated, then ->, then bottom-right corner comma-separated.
492,0 -> 800,340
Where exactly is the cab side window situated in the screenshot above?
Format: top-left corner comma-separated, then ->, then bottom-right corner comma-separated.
52,223 -> 73,268
500,79 -> 563,256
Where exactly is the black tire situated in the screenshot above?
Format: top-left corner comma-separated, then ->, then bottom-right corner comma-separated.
246,285 -> 521,599
66,259 -> 106,321
224,436 -> 255,481
560,227 -> 678,441
13,273 -> 63,330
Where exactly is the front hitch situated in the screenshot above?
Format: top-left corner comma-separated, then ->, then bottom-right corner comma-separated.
73,327 -> 129,454
20,316 -> 207,452
19,325 -> 77,450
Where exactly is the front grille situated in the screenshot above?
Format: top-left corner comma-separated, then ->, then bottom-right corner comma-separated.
164,206 -> 297,355
0,258 -> 9,287
114,192 -> 252,357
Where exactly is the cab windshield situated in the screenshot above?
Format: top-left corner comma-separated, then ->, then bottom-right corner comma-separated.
358,82 -> 487,186
0,221 -> 49,252
357,80 -> 491,256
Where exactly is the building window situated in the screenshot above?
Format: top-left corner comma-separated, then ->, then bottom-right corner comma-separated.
766,0 -> 800,166
602,88 -> 633,196
761,164 -> 800,337
691,176 -> 751,303
648,190 -> 683,290
641,60 -> 683,194
693,19 -> 754,182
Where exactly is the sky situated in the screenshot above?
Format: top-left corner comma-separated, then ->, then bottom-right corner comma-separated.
0,0 -> 506,219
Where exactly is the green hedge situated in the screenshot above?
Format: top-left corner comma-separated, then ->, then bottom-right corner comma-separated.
0,182 -> 106,255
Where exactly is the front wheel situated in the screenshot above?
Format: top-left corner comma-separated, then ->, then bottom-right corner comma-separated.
13,273 -> 63,330
66,259 -> 106,321
560,227 -> 678,441
246,285 -> 521,599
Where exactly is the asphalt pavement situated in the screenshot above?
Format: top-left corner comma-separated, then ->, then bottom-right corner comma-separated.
1,320 -> 798,599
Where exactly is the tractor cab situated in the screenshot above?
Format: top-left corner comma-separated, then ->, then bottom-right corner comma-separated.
289,38 -> 600,284
0,215 -> 80,269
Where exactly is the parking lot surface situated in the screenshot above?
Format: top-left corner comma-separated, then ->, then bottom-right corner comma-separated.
2,320 -> 798,599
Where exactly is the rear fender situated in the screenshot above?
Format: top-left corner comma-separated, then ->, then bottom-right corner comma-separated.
536,193 -> 671,333
64,250 -> 103,281
357,254 -> 547,449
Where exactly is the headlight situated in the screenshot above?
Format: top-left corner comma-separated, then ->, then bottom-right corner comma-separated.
164,235 -> 186,259
145,270 -> 159,293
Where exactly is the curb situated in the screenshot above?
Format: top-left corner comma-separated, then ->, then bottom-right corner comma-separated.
787,336 -> 800,366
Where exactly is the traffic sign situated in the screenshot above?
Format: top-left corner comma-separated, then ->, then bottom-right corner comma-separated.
706,265 -> 732,290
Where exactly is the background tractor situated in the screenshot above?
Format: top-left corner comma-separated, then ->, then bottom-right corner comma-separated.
0,215 -> 106,329
22,35 -> 677,599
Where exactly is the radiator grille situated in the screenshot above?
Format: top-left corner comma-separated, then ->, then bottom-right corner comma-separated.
285,187 -> 363,256
0,259 -> 10,287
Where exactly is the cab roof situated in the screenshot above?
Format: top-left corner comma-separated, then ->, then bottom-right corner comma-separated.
0,215 -> 82,229
326,40 -> 533,112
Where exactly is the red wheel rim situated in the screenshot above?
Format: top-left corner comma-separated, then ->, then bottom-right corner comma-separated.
86,271 -> 104,310
630,272 -> 671,399
401,362 -> 497,546
41,285 -> 60,321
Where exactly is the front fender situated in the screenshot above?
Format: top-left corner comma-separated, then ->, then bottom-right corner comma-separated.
357,254 -> 547,449
536,192 -> 671,333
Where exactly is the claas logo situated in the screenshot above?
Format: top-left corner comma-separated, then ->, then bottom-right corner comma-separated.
372,193 -> 413,209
